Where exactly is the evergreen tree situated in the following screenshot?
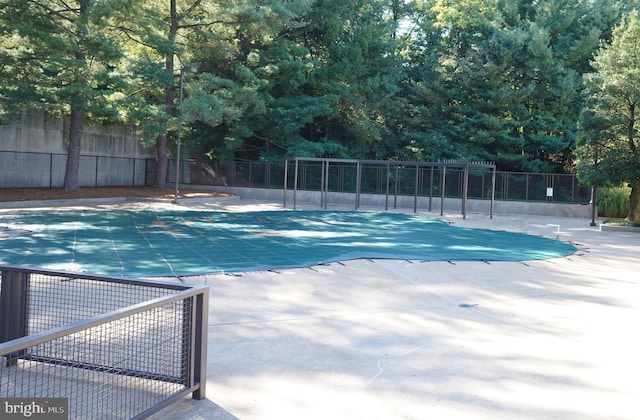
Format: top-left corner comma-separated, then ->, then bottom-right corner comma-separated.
1,0 -> 632,184
186,1 -> 321,161
0,0 -> 128,190
577,11 -> 640,221
289,0 -> 403,159
107,0 -> 248,187
186,0 -> 403,162
118,0 -> 202,188
401,0 -> 614,172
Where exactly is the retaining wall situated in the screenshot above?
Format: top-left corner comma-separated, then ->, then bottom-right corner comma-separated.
1,108 -> 153,158
0,109 -> 154,187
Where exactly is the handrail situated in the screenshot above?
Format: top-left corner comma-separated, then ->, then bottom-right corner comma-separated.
0,286 -> 206,356
0,266 -> 209,418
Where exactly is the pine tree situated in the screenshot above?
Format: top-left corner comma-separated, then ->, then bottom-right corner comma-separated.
0,0 -> 128,190
287,0 -> 403,159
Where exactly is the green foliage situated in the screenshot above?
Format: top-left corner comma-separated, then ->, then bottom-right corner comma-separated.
0,0 -> 633,182
602,218 -> 640,227
401,0 -> 608,172
0,0 -> 136,189
0,0 -> 129,116
597,187 -> 630,218
576,10 -> 640,220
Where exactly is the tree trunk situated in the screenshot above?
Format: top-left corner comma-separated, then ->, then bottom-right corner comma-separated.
153,0 -> 179,189
628,181 -> 640,222
153,133 -> 169,188
63,1 -> 89,191
63,108 -> 83,191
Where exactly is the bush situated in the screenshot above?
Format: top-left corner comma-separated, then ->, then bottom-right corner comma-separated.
597,186 -> 630,218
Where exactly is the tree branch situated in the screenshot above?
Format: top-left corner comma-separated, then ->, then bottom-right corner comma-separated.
178,19 -> 248,30
109,25 -> 156,50
253,135 -> 287,150
27,0 -> 78,24
178,0 -> 202,22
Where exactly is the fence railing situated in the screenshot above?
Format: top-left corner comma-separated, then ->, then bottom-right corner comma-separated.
0,150 -> 149,188
0,149 -> 589,204
0,266 -> 208,419
171,159 -> 590,204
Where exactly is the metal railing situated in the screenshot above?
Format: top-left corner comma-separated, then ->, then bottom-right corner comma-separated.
172,159 -> 590,204
282,157 -> 498,218
0,149 -> 588,204
0,150 -> 149,188
0,266 -> 208,419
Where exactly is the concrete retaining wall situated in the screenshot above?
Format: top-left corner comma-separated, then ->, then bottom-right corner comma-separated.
1,108 -> 154,158
0,109 -> 154,187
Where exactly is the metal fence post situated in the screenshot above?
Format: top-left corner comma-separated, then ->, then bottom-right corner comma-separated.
429,166 -> 434,211
293,159 -> 299,209
49,153 -> 53,188
323,160 -> 330,210
0,269 -> 29,365
385,164 -> 390,211
320,160 -> 326,208
355,161 -> 362,210
490,166 -> 496,219
440,165 -> 446,216
414,164 -> 419,213
462,164 -> 469,219
394,166 -> 399,209
283,159 -> 289,207
191,287 -> 209,400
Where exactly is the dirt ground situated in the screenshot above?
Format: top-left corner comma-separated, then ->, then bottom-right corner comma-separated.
0,186 -> 231,202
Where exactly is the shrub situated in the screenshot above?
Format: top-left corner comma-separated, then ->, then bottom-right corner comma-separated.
597,186 -> 630,218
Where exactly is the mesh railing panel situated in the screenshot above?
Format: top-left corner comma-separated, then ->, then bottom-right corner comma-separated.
1,298 -> 193,419
0,267 -> 207,419
24,273 -> 179,335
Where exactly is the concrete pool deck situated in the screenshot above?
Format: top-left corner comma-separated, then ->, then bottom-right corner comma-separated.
2,198 -> 639,419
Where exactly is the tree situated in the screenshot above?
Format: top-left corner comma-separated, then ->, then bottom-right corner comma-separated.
0,0 -> 128,190
576,11 -> 640,221
284,0 -> 403,160
124,0 -> 196,188
401,0 -> 615,171
117,0 -> 315,185
105,0 -> 214,188
184,0 -> 403,162
186,1 -> 321,161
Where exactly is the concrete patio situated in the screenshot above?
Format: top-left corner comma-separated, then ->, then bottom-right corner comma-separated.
143,199 -> 639,420
2,196 -> 638,419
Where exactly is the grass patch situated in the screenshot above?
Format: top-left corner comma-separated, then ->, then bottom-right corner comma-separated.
602,218 -> 640,227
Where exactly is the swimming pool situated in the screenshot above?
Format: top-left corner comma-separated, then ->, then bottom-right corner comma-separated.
0,210 -> 576,277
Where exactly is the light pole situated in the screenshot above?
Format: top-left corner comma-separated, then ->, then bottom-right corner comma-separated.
173,66 -> 197,204
590,187 -> 597,226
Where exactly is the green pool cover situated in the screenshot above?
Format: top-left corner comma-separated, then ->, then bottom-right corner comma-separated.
0,210 -> 576,277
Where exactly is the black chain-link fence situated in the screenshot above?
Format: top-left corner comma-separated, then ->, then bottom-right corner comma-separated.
0,150 -> 148,188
